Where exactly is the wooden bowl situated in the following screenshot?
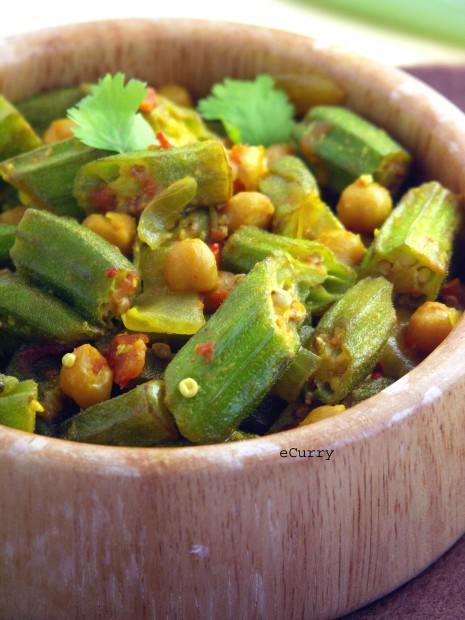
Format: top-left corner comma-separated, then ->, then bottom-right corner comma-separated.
1,19 -> 464,620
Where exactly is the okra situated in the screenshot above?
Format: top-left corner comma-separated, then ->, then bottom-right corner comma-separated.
359,181 -> 461,300
138,176 -> 197,249
58,380 -> 179,446
143,94 -> 216,146
259,155 -> 343,238
272,345 -> 321,402
0,374 -> 41,432
342,376 -> 396,408
293,106 -> 411,195
0,223 -> 16,261
122,242 -> 205,335
74,139 -> 233,215
0,95 -> 42,161
15,85 -> 88,135
274,72 -> 346,117
0,272 -> 104,343
0,137 -> 108,218
11,209 -> 139,326
221,226 -> 357,314
164,254 -> 306,443
309,276 -> 396,404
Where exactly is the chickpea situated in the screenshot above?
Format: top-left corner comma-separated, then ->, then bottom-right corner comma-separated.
82,212 -> 137,256
317,229 -> 366,267
223,191 -> 275,233
337,175 -> 392,235
164,238 -> 218,293
0,205 -> 27,225
157,84 -> 193,108
59,344 -> 113,409
299,404 -> 346,426
43,118 -> 76,144
404,301 -> 462,355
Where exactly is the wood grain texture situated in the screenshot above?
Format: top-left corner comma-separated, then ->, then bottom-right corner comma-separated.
0,19 -> 464,620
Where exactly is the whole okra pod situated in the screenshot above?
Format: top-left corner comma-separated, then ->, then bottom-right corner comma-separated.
309,276 -> 396,404
74,140 -> 232,215
359,181 -> 461,300
293,105 -> 411,195
0,272 -> 104,343
164,254 -> 307,443
58,380 -> 179,446
10,208 -> 139,326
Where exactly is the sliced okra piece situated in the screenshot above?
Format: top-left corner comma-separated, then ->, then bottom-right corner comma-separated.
309,276 -> 396,404
0,95 -> 42,161
0,223 -> 16,261
164,255 -> 307,443
122,242 -> 205,335
259,155 -> 343,238
359,181 -> 461,300
58,380 -> 179,446
138,176 -> 197,249
15,85 -> 88,135
221,225 -> 356,314
74,139 -> 232,216
341,376 -> 396,408
272,345 -> 321,403
0,374 -> 41,432
293,105 -> 411,195
11,208 -> 139,326
0,272 -> 104,343
143,93 -> 217,146
0,137 -> 108,219
274,72 -> 346,116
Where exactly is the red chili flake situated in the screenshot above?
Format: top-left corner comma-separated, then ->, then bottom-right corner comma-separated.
156,131 -> 174,149
209,242 -> 222,265
106,267 -> 118,278
138,87 -> 157,113
202,289 -> 230,313
371,363 -> 384,380
90,185 -> 117,212
233,179 -> 246,193
195,342 -> 215,361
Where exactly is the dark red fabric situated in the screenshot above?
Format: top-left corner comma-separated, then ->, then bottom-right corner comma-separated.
342,65 -> 465,620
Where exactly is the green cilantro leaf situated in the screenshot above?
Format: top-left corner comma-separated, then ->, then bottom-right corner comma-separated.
197,74 -> 296,147
67,72 -> 155,153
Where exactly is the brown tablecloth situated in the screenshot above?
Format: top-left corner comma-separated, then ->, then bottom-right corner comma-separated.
342,65 -> 465,620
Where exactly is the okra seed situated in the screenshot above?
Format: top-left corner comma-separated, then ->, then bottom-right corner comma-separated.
417,267 -> 432,283
377,260 -> 391,276
179,378 -> 200,398
62,352 -> 77,368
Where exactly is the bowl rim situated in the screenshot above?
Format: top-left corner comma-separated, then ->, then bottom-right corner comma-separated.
1,17 -> 465,474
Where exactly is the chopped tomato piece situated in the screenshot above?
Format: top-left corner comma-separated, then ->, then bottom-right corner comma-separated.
107,333 -> 149,388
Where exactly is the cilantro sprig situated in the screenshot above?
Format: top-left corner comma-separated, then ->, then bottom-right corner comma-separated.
197,74 -> 296,147
67,73 -> 155,153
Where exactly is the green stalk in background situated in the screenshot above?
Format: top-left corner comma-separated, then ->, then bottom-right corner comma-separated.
302,0 -> 465,48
